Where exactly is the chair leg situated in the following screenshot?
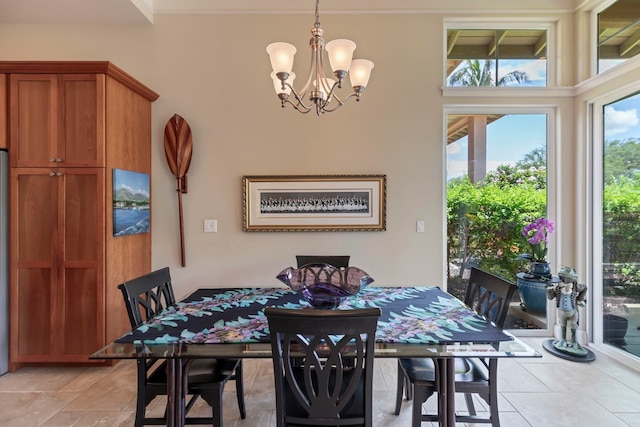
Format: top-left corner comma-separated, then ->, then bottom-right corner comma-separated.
213,388 -> 223,427
488,359 -> 500,427
464,392 -> 476,415
135,361 -> 147,427
235,360 -> 246,419
395,360 -> 405,415
134,400 -> 145,427
411,384 -> 426,427
405,374 -> 413,401
201,385 -> 224,427
490,401 -> 501,427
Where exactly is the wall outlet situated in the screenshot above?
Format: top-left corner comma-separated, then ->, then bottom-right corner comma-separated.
204,219 -> 217,232
416,220 -> 425,232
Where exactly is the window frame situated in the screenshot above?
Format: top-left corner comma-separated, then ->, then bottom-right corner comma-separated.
443,19 -> 557,88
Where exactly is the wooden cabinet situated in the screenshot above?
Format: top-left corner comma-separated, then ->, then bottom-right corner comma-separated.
3,62 -> 159,367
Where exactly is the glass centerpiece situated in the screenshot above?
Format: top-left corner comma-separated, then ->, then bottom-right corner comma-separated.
276,263 -> 373,309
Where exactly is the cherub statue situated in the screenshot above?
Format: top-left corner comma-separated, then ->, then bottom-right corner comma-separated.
546,266 -> 588,356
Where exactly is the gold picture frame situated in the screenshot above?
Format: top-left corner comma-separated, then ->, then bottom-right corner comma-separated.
242,175 -> 386,232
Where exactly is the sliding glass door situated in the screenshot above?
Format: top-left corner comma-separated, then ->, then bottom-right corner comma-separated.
601,93 -> 640,357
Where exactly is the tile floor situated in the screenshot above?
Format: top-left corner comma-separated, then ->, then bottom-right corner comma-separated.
1,338 -> 640,426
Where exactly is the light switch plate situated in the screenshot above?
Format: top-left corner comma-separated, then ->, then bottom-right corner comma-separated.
204,219 -> 217,232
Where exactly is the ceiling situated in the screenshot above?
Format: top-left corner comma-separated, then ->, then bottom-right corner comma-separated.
0,0 -> 585,24
0,0 -> 153,24
1,1 -> 633,59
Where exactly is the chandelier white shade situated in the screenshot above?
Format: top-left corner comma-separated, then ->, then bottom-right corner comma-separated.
266,0 -> 374,115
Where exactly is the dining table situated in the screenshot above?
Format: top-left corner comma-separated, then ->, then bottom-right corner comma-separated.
90,286 -> 541,427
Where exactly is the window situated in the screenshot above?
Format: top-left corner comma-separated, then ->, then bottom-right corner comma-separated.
446,111 -> 550,331
446,28 -> 548,87
598,0 -> 640,73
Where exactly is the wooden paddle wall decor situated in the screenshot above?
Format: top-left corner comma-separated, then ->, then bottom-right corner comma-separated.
164,114 -> 193,267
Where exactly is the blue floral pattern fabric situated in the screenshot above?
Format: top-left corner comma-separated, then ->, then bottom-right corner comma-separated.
115,287 -> 511,345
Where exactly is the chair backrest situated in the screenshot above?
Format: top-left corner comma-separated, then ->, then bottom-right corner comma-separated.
265,307 -> 380,427
296,255 -> 350,269
465,267 -> 517,329
118,267 -> 176,328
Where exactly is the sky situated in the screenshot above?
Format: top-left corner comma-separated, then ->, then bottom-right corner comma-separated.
604,93 -> 640,141
113,169 -> 150,197
447,114 -> 547,180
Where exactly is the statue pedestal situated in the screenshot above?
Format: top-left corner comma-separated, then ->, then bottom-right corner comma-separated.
542,339 -> 596,362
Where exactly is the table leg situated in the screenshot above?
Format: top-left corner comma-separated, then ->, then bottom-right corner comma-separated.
437,358 -> 455,427
166,358 -> 185,427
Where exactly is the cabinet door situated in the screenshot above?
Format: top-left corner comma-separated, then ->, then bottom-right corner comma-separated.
9,74 -> 104,168
10,168 -> 105,362
10,168 -> 58,362
9,75 -> 58,167
60,75 -> 105,167
58,168 -> 105,360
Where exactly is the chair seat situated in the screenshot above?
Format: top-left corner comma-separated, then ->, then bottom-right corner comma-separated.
399,357 -> 489,384
148,358 -> 241,386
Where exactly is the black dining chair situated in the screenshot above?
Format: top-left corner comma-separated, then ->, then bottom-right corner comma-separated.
118,267 -> 246,426
394,267 -> 517,427
265,306 -> 381,427
295,255 -> 350,269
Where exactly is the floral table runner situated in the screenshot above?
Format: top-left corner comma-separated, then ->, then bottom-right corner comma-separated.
116,286 -> 512,345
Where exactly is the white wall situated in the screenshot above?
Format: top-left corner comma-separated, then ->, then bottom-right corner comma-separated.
0,10 -> 579,297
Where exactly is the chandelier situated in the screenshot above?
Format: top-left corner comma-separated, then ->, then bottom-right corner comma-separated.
266,0 -> 374,115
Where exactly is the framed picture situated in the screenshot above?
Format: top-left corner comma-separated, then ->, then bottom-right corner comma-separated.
112,169 -> 150,236
243,175 -> 386,232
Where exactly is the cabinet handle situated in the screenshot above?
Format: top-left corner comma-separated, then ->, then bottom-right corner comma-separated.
56,158 -> 63,163
56,172 -> 63,177
49,171 -> 55,176
49,158 -> 55,163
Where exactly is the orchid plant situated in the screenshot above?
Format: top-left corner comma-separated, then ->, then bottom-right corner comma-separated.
515,217 -> 555,263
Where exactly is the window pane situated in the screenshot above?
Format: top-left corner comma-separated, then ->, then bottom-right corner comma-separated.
602,92 -> 640,356
499,59 -> 547,87
446,29 -> 547,86
447,60 -> 496,86
446,113 -> 548,330
598,0 -> 640,73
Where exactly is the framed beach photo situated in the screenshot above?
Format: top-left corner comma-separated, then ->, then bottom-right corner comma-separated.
112,169 -> 150,236
242,175 -> 386,232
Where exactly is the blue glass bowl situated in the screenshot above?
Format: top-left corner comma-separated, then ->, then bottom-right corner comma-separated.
276,263 -> 374,309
